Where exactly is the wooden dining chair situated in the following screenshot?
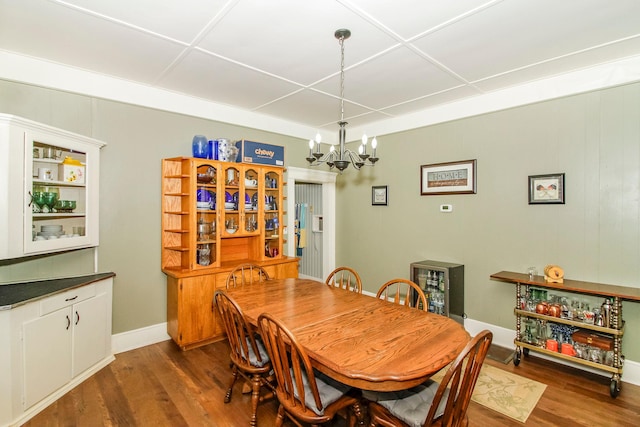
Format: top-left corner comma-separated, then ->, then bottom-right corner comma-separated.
226,263 -> 270,289
325,266 -> 362,293
213,290 -> 274,427
376,278 -> 429,311
257,312 -> 365,427
365,330 -> 493,427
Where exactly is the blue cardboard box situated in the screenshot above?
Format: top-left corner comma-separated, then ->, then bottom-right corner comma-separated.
236,139 -> 284,166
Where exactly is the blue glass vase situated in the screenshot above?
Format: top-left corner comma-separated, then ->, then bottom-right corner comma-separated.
192,135 -> 209,158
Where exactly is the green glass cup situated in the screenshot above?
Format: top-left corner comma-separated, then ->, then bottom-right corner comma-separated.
41,192 -> 59,213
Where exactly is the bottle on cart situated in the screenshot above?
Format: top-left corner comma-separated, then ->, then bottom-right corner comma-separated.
438,271 -> 445,291
601,298 -> 612,328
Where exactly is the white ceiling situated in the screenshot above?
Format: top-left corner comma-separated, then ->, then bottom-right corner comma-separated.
1,0 -> 640,143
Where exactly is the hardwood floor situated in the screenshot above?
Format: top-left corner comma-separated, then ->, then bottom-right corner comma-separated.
24,339 -> 640,426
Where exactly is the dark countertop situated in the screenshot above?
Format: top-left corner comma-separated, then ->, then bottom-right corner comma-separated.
0,272 -> 115,310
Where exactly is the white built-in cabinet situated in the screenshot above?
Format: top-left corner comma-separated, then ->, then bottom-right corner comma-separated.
0,277 -> 114,427
0,114 -> 111,426
0,114 -> 105,260
23,285 -> 109,408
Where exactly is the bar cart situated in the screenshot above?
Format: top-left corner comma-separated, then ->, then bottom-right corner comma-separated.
490,271 -> 640,398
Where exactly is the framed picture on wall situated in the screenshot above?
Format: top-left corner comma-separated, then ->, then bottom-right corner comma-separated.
372,185 -> 388,206
420,159 -> 477,195
528,173 -> 565,204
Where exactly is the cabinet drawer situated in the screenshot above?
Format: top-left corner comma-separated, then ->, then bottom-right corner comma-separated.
40,284 -> 96,315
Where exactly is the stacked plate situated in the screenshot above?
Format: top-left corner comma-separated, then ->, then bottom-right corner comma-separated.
38,224 -> 64,238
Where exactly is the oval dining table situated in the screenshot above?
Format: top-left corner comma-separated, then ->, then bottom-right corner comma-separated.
226,277 -> 470,392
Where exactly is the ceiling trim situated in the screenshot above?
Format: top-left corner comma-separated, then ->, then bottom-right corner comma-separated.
1,49 -> 639,145
0,49 -> 313,140
348,54 -> 640,139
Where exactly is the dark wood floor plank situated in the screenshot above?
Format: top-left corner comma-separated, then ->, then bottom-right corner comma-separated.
23,339 -> 640,427
92,360 -> 137,426
153,344 -> 221,426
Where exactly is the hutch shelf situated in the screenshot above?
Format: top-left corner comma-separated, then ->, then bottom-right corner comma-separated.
490,270 -> 640,397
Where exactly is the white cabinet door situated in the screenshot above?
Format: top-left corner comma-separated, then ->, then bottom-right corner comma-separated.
22,308 -> 72,409
72,292 -> 108,376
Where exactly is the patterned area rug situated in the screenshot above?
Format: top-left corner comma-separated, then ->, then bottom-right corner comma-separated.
431,363 -> 546,423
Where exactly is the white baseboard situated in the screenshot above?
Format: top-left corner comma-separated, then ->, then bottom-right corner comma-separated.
110,318 -> 639,387
111,322 -> 171,354
464,318 -> 640,387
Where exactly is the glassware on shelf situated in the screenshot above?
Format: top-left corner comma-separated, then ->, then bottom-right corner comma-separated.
192,135 -> 209,158
522,318 -> 537,344
417,272 -> 427,288
197,222 -> 214,241
41,190 -> 59,213
31,191 -> 45,213
246,215 -> 257,232
536,319 -> 548,347
197,244 -> 211,266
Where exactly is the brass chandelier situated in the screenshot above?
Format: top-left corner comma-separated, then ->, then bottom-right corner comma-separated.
306,29 -> 379,172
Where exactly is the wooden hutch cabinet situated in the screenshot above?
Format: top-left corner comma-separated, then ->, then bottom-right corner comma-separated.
161,157 -> 298,350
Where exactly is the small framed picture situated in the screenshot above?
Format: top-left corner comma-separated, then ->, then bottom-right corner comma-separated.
528,173 -> 565,204
372,185 -> 388,206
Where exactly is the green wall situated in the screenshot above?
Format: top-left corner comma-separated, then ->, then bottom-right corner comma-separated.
336,83 -> 640,358
1,79 -> 639,360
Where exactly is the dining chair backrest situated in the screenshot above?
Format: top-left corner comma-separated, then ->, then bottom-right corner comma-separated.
213,290 -> 269,372
257,312 -> 324,415
257,312 -> 363,425
325,266 -> 362,293
425,329 -> 492,426
367,330 -> 492,427
213,290 -> 273,426
376,278 -> 428,311
226,263 -> 270,289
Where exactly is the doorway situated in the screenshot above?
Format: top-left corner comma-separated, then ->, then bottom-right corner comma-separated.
285,167 -> 336,281
295,183 -> 322,278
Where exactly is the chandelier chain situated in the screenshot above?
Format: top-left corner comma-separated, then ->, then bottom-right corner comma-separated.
339,32 -> 345,123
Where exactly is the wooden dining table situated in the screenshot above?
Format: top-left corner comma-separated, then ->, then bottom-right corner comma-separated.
225,277 -> 470,391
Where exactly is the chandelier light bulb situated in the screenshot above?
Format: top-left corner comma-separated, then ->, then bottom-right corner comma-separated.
362,134 -> 367,145
308,139 -> 314,150
371,137 -> 377,149
358,145 -> 363,154
329,145 -> 335,152
315,132 -> 322,143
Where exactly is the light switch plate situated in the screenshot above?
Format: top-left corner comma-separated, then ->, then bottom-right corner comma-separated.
440,204 -> 453,212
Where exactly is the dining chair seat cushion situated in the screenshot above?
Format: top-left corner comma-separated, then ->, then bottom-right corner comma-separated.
293,369 -> 351,416
363,380 -> 449,427
243,335 -> 270,368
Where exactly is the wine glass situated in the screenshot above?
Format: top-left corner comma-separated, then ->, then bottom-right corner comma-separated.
31,191 -> 45,213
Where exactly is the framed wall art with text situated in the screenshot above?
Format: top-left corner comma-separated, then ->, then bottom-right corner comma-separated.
420,160 -> 477,195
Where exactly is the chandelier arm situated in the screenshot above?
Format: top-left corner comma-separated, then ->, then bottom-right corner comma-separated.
308,150 -> 338,165
345,149 -> 364,170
